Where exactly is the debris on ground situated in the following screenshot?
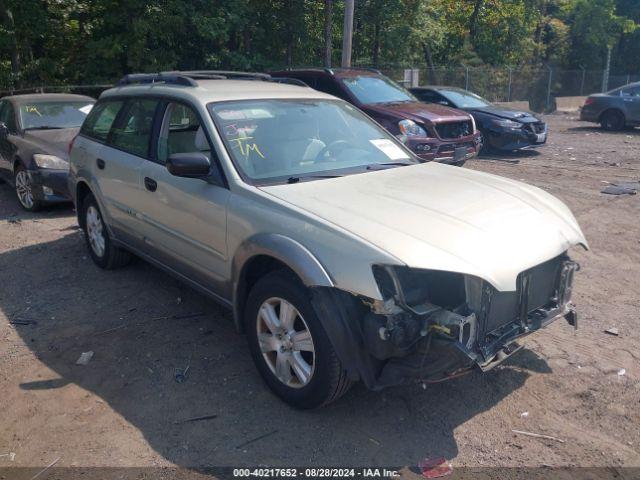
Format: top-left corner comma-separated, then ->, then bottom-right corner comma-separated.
418,456 -> 453,478
604,327 -> 619,336
30,456 -> 61,480
75,351 -> 94,366
617,368 -> 626,376
7,216 -> 21,224
152,312 -> 205,321
479,157 -> 520,164
0,452 -> 16,461
9,320 -> 37,326
174,365 -> 190,383
235,430 -> 279,449
520,411 -> 529,418
174,414 -> 218,424
511,429 -> 564,443
601,181 -> 640,195
175,348 -> 194,383
93,324 -> 127,336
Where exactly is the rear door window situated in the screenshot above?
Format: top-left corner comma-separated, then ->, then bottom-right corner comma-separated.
109,99 -> 158,158
81,100 -> 124,142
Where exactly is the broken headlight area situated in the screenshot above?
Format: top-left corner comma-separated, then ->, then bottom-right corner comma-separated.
366,254 -> 579,387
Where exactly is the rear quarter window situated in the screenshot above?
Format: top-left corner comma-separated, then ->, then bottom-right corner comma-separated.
81,100 -> 124,142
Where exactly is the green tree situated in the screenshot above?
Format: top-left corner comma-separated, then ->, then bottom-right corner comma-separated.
566,0 -> 637,69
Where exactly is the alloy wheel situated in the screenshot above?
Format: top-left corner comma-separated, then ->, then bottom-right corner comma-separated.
86,205 -> 106,258
256,297 -> 315,388
15,170 -> 34,209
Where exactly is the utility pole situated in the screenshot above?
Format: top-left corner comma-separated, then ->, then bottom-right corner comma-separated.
341,0 -> 354,68
324,0 -> 333,68
602,46 -> 612,93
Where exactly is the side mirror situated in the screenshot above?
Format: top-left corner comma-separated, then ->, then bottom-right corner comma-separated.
166,152 -> 211,178
0,122 -> 8,139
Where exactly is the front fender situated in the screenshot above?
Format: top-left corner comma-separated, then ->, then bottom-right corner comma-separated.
231,233 -> 334,330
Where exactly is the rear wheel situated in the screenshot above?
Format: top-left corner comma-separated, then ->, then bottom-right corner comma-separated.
245,271 -> 352,409
600,110 -> 625,131
81,193 -> 131,269
14,164 -> 41,212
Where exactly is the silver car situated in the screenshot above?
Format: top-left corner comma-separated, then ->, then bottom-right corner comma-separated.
68,71 -> 587,409
580,82 -> 640,130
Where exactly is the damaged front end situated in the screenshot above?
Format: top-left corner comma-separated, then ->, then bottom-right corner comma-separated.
313,253 -> 579,390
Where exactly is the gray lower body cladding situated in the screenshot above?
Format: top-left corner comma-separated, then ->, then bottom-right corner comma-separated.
311,255 -> 579,390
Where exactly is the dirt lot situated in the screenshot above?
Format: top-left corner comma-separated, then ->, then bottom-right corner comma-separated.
0,114 -> 639,475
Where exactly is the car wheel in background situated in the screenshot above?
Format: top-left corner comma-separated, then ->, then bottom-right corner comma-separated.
81,193 -> 131,269
245,270 -> 352,409
14,164 -> 42,212
477,130 -> 490,155
600,110 -> 625,131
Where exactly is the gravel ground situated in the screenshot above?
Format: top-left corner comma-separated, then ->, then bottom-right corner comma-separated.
0,113 -> 639,476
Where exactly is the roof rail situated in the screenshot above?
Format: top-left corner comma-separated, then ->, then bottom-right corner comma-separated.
180,70 -> 271,81
116,72 -> 206,87
270,77 -> 309,87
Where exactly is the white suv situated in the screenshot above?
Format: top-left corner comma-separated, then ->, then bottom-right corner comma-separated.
68,71 -> 587,408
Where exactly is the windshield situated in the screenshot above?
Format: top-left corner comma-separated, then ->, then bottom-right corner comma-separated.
209,99 -> 417,184
441,90 -> 492,108
20,101 -> 94,130
341,76 -> 415,104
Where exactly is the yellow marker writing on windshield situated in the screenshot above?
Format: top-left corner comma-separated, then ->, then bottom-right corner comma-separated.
25,106 -> 43,116
230,136 -> 265,159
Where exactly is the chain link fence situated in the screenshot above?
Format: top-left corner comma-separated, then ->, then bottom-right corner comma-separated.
385,66 -> 640,112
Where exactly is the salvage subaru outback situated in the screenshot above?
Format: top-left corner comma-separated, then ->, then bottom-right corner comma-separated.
68,71 -> 587,409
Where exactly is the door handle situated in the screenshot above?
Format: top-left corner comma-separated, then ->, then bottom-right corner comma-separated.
144,177 -> 157,192
96,158 -> 105,169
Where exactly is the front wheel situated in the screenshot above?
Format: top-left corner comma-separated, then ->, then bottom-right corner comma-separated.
14,164 -> 41,212
245,271 -> 352,409
601,110 -> 625,131
81,193 -> 131,269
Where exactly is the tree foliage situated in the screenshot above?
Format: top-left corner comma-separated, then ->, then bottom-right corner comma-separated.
0,0 -> 637,88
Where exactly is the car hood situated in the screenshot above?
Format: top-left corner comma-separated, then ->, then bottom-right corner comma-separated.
467,106 -> 541,123
23,127 -> 79,161
365,101 -> 470,124
260,163 -> 587,292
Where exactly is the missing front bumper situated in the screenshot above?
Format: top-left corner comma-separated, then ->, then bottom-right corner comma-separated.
312,255 -> 580,391
373,303 -> 575,388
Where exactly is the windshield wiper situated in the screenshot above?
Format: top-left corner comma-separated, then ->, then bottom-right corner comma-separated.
287,174 -> 343,184
366,161 -> 415,170
25,126 -> 65,130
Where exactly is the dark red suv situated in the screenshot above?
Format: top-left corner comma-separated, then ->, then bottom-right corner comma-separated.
269,68 -> 481,165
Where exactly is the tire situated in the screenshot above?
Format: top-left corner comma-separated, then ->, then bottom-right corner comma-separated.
477,130 -> 490,155
600,110 -> 625,131
245,271 -> 352,409
80,193 -> 131,269
14,164 -> 42,212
